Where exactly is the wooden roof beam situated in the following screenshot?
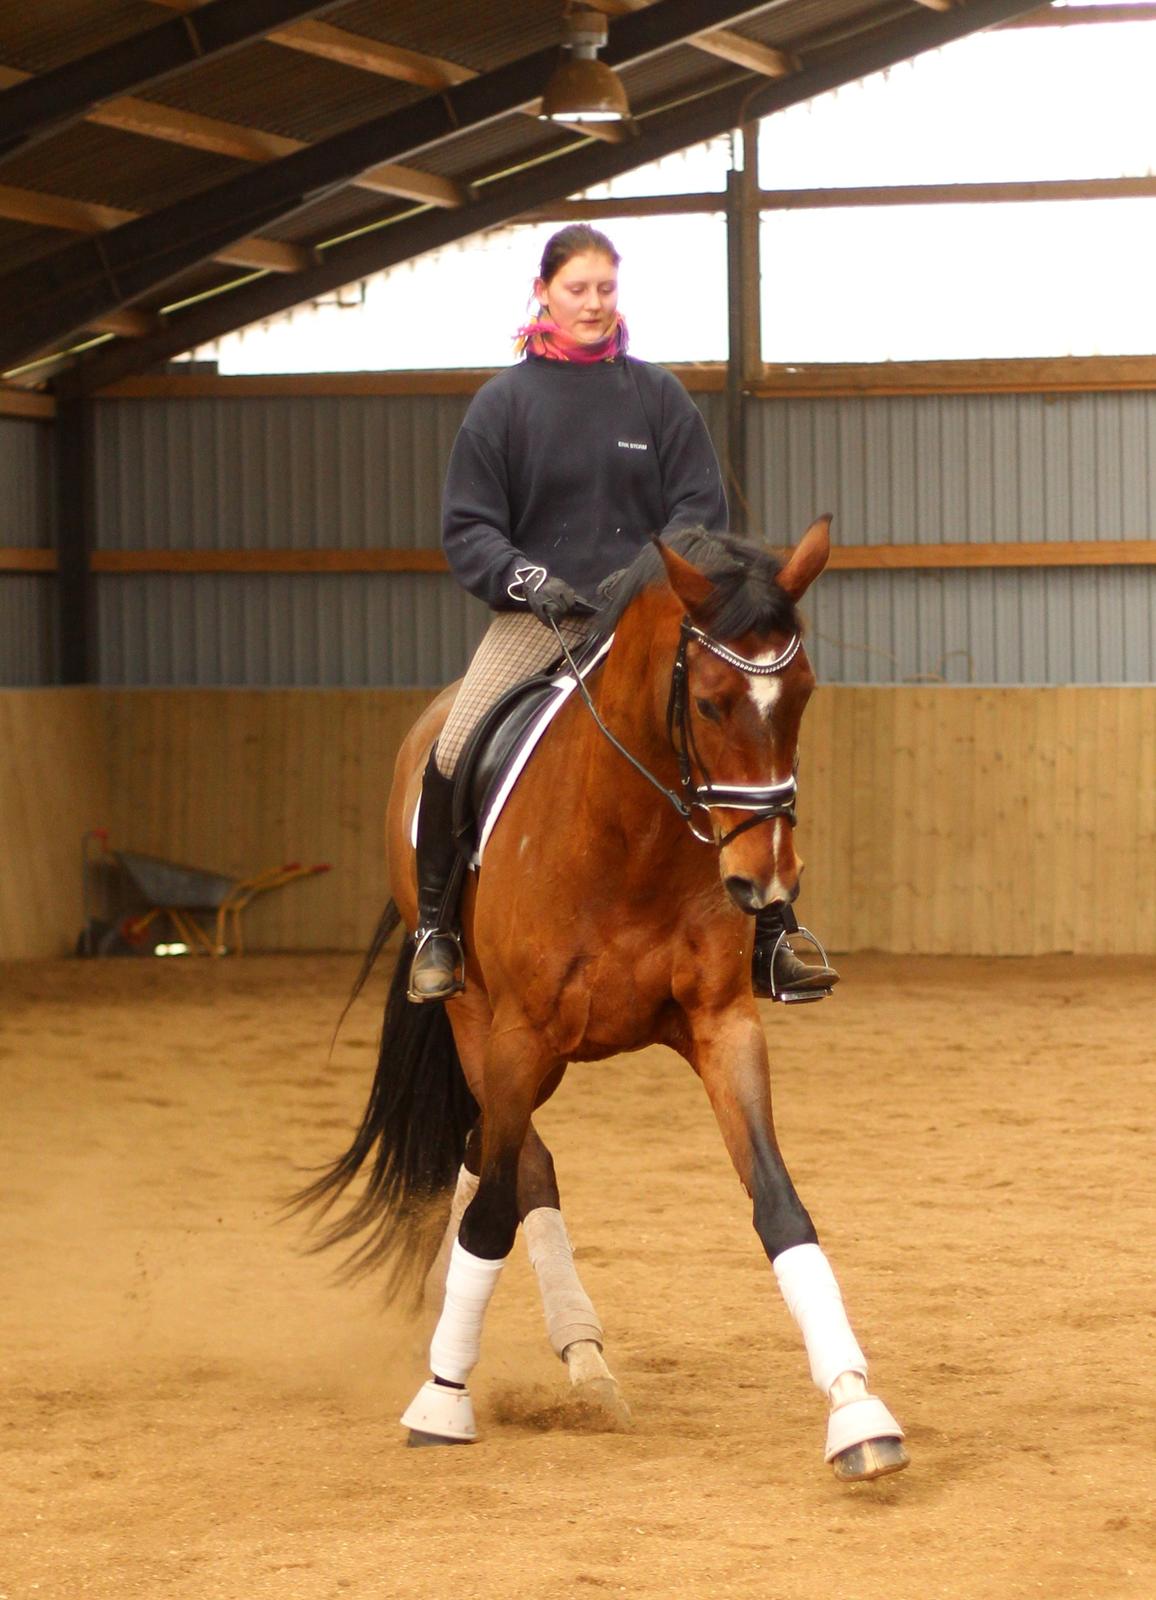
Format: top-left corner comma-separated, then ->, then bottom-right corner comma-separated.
0,181 -> 311,272
0,63 -> 468,208
0,0 -> 773,372
148,0 -> 628,140
587,0 -> 797,76
0,0 -> 351,165
56,0 -> 1057,396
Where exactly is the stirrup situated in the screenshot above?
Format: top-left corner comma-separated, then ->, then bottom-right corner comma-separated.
407,926 -> 466,1004
770,925 -> 834,1005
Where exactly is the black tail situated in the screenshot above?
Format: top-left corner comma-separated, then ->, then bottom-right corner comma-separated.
290,899 -> 478,1300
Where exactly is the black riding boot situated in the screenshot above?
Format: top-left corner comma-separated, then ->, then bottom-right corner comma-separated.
752,900 -> 839,1002
407,751 -> 466,1004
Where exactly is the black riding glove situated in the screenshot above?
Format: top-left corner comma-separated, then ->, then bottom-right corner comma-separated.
524,574 -> 595,624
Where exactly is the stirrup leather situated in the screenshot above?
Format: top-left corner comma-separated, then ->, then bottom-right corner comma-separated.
769,925 -> 834,1005
407,925 -> 466,1003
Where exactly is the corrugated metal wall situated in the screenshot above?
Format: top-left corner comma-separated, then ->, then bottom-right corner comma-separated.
92,392 -> 727,687
750,392 -> 1156,684
79,386 -> 1156,687
0,417 -> 56,686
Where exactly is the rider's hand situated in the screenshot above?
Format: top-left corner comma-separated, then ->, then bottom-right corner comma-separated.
524,574 -> 595,624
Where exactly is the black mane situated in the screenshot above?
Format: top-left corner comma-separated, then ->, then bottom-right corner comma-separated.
583,527 -> 801,652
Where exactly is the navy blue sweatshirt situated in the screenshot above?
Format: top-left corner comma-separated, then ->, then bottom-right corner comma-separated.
441,354 -> 728,610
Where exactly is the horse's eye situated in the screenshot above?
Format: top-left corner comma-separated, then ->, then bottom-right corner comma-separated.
695,698 -> 722,724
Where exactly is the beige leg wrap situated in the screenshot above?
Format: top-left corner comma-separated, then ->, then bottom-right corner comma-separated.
522,1206 -> 604,1359
423,1165 -> 480,1315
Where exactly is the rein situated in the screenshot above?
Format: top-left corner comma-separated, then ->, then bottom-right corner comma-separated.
548,615 -> 800,849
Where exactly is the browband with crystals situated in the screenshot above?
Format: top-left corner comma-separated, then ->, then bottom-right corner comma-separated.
685,624 -> 802,676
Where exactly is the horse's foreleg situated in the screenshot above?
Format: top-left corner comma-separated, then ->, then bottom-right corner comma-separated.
689,1012 -> 908,1481
421,1119 -> 620,1409
427,998 -> 611,1396
517,1125 -> 628,1420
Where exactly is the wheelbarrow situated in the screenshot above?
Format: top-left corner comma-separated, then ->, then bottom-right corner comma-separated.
80,830 -> 330,956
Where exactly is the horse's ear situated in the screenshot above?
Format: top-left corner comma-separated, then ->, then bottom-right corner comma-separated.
776,515 -> 832,601
654,537 -> 716,613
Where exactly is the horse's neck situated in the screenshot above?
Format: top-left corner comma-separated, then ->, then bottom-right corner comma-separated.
565,592 -> 706,871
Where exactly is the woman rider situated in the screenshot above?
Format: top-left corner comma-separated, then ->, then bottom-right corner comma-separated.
408,224 -> 838,1004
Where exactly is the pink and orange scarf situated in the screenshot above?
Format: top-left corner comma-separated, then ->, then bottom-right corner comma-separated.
515,312 -> 629,363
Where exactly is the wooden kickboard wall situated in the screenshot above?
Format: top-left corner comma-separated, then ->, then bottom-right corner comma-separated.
1,687 -> 1153,959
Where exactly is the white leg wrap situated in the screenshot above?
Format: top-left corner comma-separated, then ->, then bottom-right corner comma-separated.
423,1165 -> 480,1311
522,1207 -> 604,1359
773,1242 -> 868,1398
428,1240 -> 504,1385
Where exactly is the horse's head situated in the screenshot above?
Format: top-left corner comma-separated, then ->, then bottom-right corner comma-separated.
655,517 -> 830,913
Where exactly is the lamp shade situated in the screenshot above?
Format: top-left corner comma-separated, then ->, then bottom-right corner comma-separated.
540,55 -> 630,123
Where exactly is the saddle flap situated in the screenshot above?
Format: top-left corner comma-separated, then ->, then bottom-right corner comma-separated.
450,671 -> 563,864
449,635 -> 614,868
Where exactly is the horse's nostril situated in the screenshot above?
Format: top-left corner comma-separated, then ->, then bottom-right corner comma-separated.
723,875 -> 760,913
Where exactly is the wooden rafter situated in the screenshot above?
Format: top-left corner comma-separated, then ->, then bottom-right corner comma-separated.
145,0 -> 627,141
0,181 -> 311,273
0,63 -> 468,210
587,0 -> 796,76
86,309 -> 162,339
3,0 -> 772,375
48,0 -> 1056,395
0,0 -> 352,163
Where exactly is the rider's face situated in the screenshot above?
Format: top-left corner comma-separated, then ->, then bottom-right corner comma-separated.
535,250 -> 619,344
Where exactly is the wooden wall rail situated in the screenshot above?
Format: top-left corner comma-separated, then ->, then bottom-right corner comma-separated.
3,686 -> 1153,960
98,354 -> 1156,400
9,543 -> 1156,575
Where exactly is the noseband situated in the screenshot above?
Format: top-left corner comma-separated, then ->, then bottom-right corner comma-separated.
550,615 -> 801,850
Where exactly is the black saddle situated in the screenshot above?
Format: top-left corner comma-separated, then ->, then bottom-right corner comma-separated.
450,665 -> 565,865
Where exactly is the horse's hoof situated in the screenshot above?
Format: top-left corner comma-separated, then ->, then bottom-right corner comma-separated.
824,1392 -> 906,1479
400,1378 -> 477,1444
830,1436 -> 910,1482
565,1341 -> 633,1427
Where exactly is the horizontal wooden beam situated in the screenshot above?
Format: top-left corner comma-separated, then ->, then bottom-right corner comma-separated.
0,548 -> 57,570
97,352 -> 1156,401
827,540 -> 1156,570
89,548 -> 449,573
750,355 -> 1156,396
98,364 -> 727,398
0,387 -> 55,418
760,176 -> 1156,208
523,174 -> 1156,225
5,540 -> 1152,577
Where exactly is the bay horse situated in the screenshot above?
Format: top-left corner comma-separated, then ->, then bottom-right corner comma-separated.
298,517 -> 908,1482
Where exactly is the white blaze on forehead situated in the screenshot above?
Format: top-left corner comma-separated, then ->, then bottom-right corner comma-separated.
746,659 -> 785,718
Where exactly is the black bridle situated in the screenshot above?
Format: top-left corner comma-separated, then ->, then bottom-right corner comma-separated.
550,615 -> 801,849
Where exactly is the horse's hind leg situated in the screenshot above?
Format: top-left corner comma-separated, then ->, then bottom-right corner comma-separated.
685,1008 -> 908,1482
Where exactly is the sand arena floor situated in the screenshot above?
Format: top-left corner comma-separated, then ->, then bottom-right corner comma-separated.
1,951 -> 1153,1600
